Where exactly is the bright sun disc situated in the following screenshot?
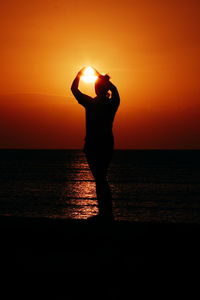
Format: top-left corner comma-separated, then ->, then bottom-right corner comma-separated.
81,66 -> 98,83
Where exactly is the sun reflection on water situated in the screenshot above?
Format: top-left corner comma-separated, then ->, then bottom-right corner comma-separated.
62,154 -> 98,219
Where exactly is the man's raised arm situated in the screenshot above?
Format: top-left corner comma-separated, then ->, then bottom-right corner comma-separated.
109,82 -> 120,109
71,70 -> 82,99
71,68 -> 93,107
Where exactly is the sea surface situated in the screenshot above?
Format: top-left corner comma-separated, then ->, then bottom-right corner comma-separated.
0,149 -> 199,223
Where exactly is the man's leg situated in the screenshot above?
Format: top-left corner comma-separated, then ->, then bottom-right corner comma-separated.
86,152 -> 113,218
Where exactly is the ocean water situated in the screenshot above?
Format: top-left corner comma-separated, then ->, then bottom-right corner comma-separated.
0,149 -> 199,223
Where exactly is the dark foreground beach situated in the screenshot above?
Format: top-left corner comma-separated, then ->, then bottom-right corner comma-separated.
0,150 -> 199,294
1,215 -> 199,276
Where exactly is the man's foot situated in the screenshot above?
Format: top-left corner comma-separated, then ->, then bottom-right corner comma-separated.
87,214 -> 114,223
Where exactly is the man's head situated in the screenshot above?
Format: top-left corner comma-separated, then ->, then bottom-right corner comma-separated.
95,74 -> 110,97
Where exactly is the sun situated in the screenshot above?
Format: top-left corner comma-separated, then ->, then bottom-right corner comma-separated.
81,66 -> 98,83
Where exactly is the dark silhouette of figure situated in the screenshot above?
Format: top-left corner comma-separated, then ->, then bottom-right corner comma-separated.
71,68 -> 120,221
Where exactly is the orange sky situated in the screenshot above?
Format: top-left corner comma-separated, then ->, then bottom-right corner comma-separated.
0,0 -> 200,149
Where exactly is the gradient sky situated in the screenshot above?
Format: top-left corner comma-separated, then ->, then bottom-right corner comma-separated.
0,0 -> 200,149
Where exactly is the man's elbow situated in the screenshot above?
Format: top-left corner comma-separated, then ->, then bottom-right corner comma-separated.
71,85 -> 76,96
71,84 -> 74,92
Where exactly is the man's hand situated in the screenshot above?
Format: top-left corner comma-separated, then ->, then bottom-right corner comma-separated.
93,68 -> 101,77
77,67 -> 86,78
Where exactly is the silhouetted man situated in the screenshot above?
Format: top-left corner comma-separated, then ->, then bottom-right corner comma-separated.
71,68 -> 120,221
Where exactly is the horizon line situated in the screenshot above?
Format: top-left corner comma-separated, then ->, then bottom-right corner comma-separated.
0,148 -> 199,151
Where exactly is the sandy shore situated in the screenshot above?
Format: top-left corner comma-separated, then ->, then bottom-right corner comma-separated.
0,215 -> 199,275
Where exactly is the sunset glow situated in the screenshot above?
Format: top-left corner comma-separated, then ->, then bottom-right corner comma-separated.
0,0 -> 200,149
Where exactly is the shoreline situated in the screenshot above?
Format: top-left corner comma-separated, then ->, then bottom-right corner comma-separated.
1,215 -> 199,274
